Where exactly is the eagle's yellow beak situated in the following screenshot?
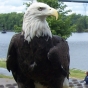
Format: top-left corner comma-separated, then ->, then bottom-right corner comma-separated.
49,8 -> 58,20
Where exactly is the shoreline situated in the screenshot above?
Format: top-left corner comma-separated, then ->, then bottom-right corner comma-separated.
0,59 -> 6,61
0,61 -> 86,79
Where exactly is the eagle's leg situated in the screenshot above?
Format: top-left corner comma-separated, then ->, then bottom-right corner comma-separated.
49,77 -> 69,88
17,82 -> 26,88
50,83 -> 63,88
17,79 -> 35,88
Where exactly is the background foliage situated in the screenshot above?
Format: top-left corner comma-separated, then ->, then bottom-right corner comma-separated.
0,12 -> 23,32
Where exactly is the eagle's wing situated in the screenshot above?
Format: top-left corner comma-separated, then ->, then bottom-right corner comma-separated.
6,34 -> 19,82
6,34 -> 35,88
48,35 -> 70,78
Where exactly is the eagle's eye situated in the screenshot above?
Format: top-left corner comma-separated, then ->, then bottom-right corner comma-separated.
38,7 -> 45,11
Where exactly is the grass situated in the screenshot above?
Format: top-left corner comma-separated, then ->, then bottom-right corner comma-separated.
0,61 -> 6,68
0,61 -> 86,79
0,74 -> 13,78
70,68 -> 85,79
0,61 -> 12,78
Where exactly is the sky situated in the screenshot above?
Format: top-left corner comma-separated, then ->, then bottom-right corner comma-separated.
0,0 -> 88,15
64,2 -> 88,15
0,0 -> 27,13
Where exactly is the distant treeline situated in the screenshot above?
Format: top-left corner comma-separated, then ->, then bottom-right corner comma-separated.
0,12 -> 23,32
0,12 -> 88,33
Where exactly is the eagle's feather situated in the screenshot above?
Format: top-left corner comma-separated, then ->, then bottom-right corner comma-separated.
6,2 -> 70,88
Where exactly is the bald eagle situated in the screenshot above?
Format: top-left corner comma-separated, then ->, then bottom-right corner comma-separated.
6,2 -> 70,88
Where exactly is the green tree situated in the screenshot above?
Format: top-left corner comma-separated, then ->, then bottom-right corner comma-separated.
69,13 -> 82,26
76,17 -> 85,32
69,13 -> 88,32
0,12 -> 23,31
14,25 -> 22,32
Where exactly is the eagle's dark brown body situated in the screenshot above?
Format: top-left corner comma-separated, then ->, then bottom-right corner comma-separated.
6,33 -> 70,88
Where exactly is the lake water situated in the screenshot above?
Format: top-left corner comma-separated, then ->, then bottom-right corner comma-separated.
0,32 -> 88,72
0,32 -> 15,59
67,33 -> 88,71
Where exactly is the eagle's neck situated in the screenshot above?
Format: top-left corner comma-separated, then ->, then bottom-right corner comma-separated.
22,15 -> 52,42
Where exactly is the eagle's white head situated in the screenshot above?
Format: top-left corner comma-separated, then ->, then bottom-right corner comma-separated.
22,2 -> 58,42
